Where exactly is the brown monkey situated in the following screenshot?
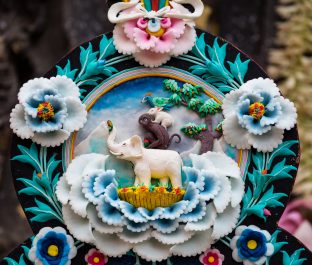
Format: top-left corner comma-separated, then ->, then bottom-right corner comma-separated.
138,113 -> 181,149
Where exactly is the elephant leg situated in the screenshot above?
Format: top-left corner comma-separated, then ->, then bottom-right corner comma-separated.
170,173 -> 182,188
134,176 -> 141,186
159,177 -> 169,187
134,166 -> 151,187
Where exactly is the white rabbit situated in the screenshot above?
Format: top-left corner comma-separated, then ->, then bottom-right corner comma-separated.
147,107 -> 174,129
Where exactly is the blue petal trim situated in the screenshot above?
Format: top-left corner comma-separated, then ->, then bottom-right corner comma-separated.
179,201 -> 206,223
161,200 -> 188,220
183,167 -> 204,191
119,201 -> 147,223
97,199 -> 124,226
138,207 -> 164,221
151,218 -> 180,233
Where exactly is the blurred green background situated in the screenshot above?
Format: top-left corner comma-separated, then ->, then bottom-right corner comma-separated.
0,0 -> 311,258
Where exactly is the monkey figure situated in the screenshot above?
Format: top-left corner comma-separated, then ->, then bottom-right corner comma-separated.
139,113 -> 181,149
148,107 -> 174,129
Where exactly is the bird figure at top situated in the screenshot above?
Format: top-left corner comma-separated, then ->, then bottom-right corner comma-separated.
141,93 -> 174,111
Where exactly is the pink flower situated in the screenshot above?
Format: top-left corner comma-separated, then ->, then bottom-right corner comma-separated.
199,249 -> 224,265
279,199 -> 312,251
111,4 -> 198,67
85,249 -> 108,265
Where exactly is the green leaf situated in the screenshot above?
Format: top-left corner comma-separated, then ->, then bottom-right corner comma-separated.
227,54 -> 250,84
189,65 -> 208,76
191,33 -> 207,60
56,60 -> 78,80
46,154 -> 61,180
282,249 -> 306,265
4,257 -> 19,265
245,203 -> 266,220
78,42 -> 99,79
267,140 -> 298,168
19,187 -> 43,196
12,144 -> 41,172
207,38 -> 227,67
99,35 -> 116,60
259,186 -> 287,208
252,152 -> 264,171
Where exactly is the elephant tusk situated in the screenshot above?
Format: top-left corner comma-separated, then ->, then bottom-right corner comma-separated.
108,0 -> 145,24
166,0 -> 204,20
109,150 -> 123,156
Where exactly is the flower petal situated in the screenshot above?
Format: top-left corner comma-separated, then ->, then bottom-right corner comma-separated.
138,207 -> 164,221
185,203 -> 217,232
10,104 -> 34,139
275,97 -> 297,130
18,78 -> 54,103
183,167 -> 204,191
133,28 -> 158,50
87,204 -> 123,234
161,200 -> 188,220
212,204 -> 240,239
222,89 -> 246,118
189,153 -> 214,171
62,204 -> 94,243
171,26 -> 196,56
69,180 -> 89,218
119,201 -> 147,223
32,129 -> 70,147
97,200 -> 124,226
230,177 -> 245,207
113,24 -> 138,55
133,50 -> 171,67
56,175 -> 70,205
213,176 -> 231,213
152,30 -> 177,53
179,201 -> 206,223
199,170 -> 221,201
49,75 -> 80,98
170,229 -> 213,257
117,228 -> 151,244
63,97 -> 87,132
125,218 -> 150,233
94,169 -> 117,196
248,127 -> 284,152
93,230 -> 133,257
266,243 -> 274,256
151,218 -> 180,234
241,115 -> 272,135
152,226 -> 194,245
223,114 -> 251,150
249,78 -> 280,97
133,238 -> 171,262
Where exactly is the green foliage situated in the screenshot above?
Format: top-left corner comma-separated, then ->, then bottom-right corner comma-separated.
56,34 -> 118,98
181,123 -> 207,138
282,249 -> 307,265
198,99 -> 222,116
13,144 -> 63,223
270,230 -> 288,256
4,244 -> 30,265
241,140 -> 298,221
183,34 -> 250,92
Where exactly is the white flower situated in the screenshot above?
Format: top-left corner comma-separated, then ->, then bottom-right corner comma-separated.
222,78 -> 297,152
230,225 -> 274,265
10,76 -> 87,147
56,151 -> 245,262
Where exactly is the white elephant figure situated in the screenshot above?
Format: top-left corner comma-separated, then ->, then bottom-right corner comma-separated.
107,121 -> 182,187
148,107 -> 174,129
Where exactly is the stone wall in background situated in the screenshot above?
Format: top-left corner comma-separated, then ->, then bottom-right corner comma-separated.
0,0 -> 277,258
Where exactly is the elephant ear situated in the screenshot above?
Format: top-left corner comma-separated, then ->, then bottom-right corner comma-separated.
130,135 -> 144,158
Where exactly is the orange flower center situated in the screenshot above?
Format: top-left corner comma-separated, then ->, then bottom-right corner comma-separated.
93,256 -> 100,263
249,102 -> 265,120
37,102 -> 55,121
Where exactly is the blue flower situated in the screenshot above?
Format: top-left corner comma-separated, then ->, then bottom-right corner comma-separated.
10,76 -> 87,147
231,225 -> 274,265
29,227 -> 77,265
222,78 -> 297,152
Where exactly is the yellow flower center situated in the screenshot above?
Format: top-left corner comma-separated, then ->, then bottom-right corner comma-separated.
93,257 -> 100,263
47,245 -> 59,257
249,102 -> 265,120
208,256 -> 215,263
247,239 -> 258,250
146,27 -> 165,37
37,102 -> 55,121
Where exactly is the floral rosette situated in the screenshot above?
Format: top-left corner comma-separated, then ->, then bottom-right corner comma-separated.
56,151 -> 244,262
108,0 -> 204,67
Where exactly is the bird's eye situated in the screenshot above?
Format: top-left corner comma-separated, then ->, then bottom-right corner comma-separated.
122,143 -> 127,146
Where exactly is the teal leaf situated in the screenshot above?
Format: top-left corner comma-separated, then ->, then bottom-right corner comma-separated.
259,186 -> 287,208
12,144 -> 41,172
207,38 -> 227,67
78,42 -> 99,79
189,65 -> 208,76
191,33 -> 207,60
215,84 -> 233,93
227,54 -> 250,84
245,203 -> 266,220
99,35 -> 116,60
101,66 -> 118,77
56,60 -> 78,80
26,199 -> 62,223
46,154 -> 61,180
21,245 -> 30,258
267,140 -> 298,168
19,187 -> 43,196
18,255 -> 27,265
252,152 -> 264,171
282,249 -> 306,265
4,257 -> 19,265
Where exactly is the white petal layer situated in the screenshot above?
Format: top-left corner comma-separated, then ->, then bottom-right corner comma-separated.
10,104 -> 34,139
87,204 -> 123,234
170,229 -> 213,257
69,179 -> 89,218
133,238 -> 171,262
93,230 -> 133,257
230,178 -> 245,207
118,228 -> 151,244
55,175 -> 70,204
63,97 -> 87,132
275,97 -> 297,130
212,205 -> 240,240
213,176 -> 231,213
32,129 -> 70,147
222,89 -> 246,118
185,203 -> 216,232
223,114 -> 251,150
50,75 -> 81,99
202,152 -> 241,179
62,204 -> 94,243
133,50 -> 171,68
171,26 -> 196,56
248,127 -> 284,152
152,226 -> 194,245
18,77 -> 53,103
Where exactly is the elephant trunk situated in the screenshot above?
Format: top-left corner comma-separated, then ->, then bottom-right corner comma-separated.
107,121 -> 121,155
